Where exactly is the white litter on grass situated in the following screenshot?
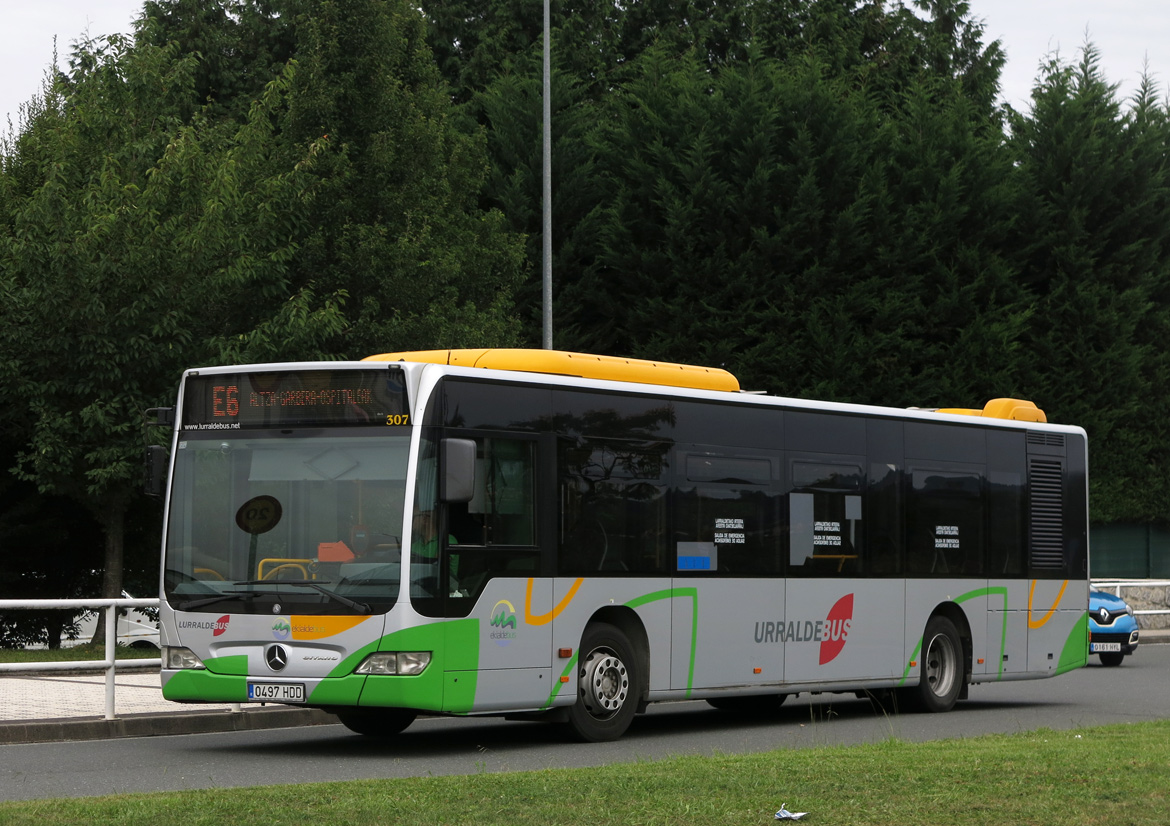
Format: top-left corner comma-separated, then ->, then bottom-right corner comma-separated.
775,803 -> 808,820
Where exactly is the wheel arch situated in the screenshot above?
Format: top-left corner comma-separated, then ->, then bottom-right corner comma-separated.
929,601 -> 973,698
585,605 -> 650,701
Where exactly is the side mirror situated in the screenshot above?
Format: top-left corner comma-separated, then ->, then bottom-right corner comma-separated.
145,407 -> 175,427
440,438 -> 476,503
144,445 -> 169,498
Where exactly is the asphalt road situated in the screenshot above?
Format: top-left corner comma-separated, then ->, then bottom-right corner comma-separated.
3,646 -> 1167,802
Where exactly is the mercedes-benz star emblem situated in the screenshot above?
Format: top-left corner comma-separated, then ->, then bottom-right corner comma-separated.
265,644 -> 289,672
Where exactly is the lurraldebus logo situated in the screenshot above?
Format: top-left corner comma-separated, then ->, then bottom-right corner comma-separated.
489,600 -> 518,646
818,593 -> 853,665
753,593 -> 854,664
178,614 -> 231,636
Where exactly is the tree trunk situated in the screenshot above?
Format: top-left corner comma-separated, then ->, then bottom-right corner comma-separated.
89,496 -> 128,645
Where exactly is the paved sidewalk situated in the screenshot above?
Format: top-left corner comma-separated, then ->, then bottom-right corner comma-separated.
2,671 -> 217,721
0,670 -> 336,745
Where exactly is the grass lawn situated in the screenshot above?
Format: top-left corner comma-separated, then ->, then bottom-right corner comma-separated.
0,643 -> 158,664
1,720 -> 1166,825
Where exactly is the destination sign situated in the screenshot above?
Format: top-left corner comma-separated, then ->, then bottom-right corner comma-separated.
182,368 -> 409,429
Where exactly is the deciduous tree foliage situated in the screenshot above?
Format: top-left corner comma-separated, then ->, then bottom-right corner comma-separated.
0,0 -> 524,617
0,35 -> 327,609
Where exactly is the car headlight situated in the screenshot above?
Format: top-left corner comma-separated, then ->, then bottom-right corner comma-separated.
164,646 -> 205,670
354,651 -> 432,676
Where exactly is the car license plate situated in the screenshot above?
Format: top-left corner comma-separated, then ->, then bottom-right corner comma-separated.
1091,642 -> 1122,653
247,682 -> 305,702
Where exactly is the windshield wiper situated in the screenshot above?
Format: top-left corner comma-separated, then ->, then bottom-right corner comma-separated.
176,589 -> 259,612
235,579 -> 372,614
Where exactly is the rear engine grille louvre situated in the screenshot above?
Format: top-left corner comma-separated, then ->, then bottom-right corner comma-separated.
1027,432 -> 1065,449
1029,458 -> 1065,569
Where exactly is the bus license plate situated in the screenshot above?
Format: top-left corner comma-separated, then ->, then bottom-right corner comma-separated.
1091,642 -> 1122,653
248,682 -> 305,702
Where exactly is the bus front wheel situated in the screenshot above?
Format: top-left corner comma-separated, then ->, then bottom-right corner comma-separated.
567,623 -> 640,742
335,708 -> 417,737
909,615 -> 964,713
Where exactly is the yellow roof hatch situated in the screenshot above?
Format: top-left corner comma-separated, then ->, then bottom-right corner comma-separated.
363,348 -> 741,393
937,398 -> 1047,423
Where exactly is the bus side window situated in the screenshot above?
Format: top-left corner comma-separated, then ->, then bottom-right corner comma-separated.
673,453 -> 781,575
788,461 -> 864,576
906,467 -> 985,576
441,437 -> 539,610
448,438 -> 537,547
866,463 -> 902,574
557,439 -> 668,575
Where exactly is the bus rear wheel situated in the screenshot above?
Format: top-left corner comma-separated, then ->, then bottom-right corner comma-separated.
567,623 -> 640,742
909,615 -> 964,713
335,708 -> 417,737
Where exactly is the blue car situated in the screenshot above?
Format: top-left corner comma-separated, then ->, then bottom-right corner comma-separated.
1088,589 -> 1140,666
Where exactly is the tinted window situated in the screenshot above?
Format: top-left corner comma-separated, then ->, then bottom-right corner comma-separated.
786,411 -> 866,454
987,430 -> 1026,576
674,486 -> 782,575
867,462 -> 902,574
906,466 -> 984,575
553,390 -> 677,441
788,459 -> 864,576
675,449 -> 782,576
449,438 -> 537,547
906,422 -> 986,463
792,462 -> 863,490
557,438 -> 668,575
672,401 -> 784,450
1063,434 -> 1089,579
414,433 -> 540,618
435,380 -> 551,430
988,471 -> 1024,575
686,454 -> 774,484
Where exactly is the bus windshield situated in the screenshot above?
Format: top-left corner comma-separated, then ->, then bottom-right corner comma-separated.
163,430 -> 411,615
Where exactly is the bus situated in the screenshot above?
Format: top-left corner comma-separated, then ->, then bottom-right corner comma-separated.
155,349 -> 1089,741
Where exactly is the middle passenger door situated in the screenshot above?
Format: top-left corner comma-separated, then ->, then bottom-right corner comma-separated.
671,449 -> 784,691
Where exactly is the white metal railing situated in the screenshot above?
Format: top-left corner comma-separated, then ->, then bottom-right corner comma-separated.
1091,580 -> 1170,620
0,597 -> 160,720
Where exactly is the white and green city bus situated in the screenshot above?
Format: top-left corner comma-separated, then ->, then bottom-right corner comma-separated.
155,349 -> 1089,741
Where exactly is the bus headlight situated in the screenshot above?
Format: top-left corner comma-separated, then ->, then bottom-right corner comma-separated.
355,652 -> 432,676
164,646 -> 205,670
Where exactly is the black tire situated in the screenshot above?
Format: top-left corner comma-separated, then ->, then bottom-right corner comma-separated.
335,709 -> 416,737
567,623 -> 641,742
1098,651 -> 1125,667
909,615 -> 964,713
706,694 -> 788,714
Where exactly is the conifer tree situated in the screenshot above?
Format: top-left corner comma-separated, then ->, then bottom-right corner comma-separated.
1007,47 -> 1170,522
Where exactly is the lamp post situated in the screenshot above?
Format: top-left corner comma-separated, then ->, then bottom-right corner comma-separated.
541,0 -> 553,350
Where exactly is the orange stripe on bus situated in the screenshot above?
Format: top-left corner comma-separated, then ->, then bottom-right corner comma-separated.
525,577 -> 584,626
1027,579 -> 1069,629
